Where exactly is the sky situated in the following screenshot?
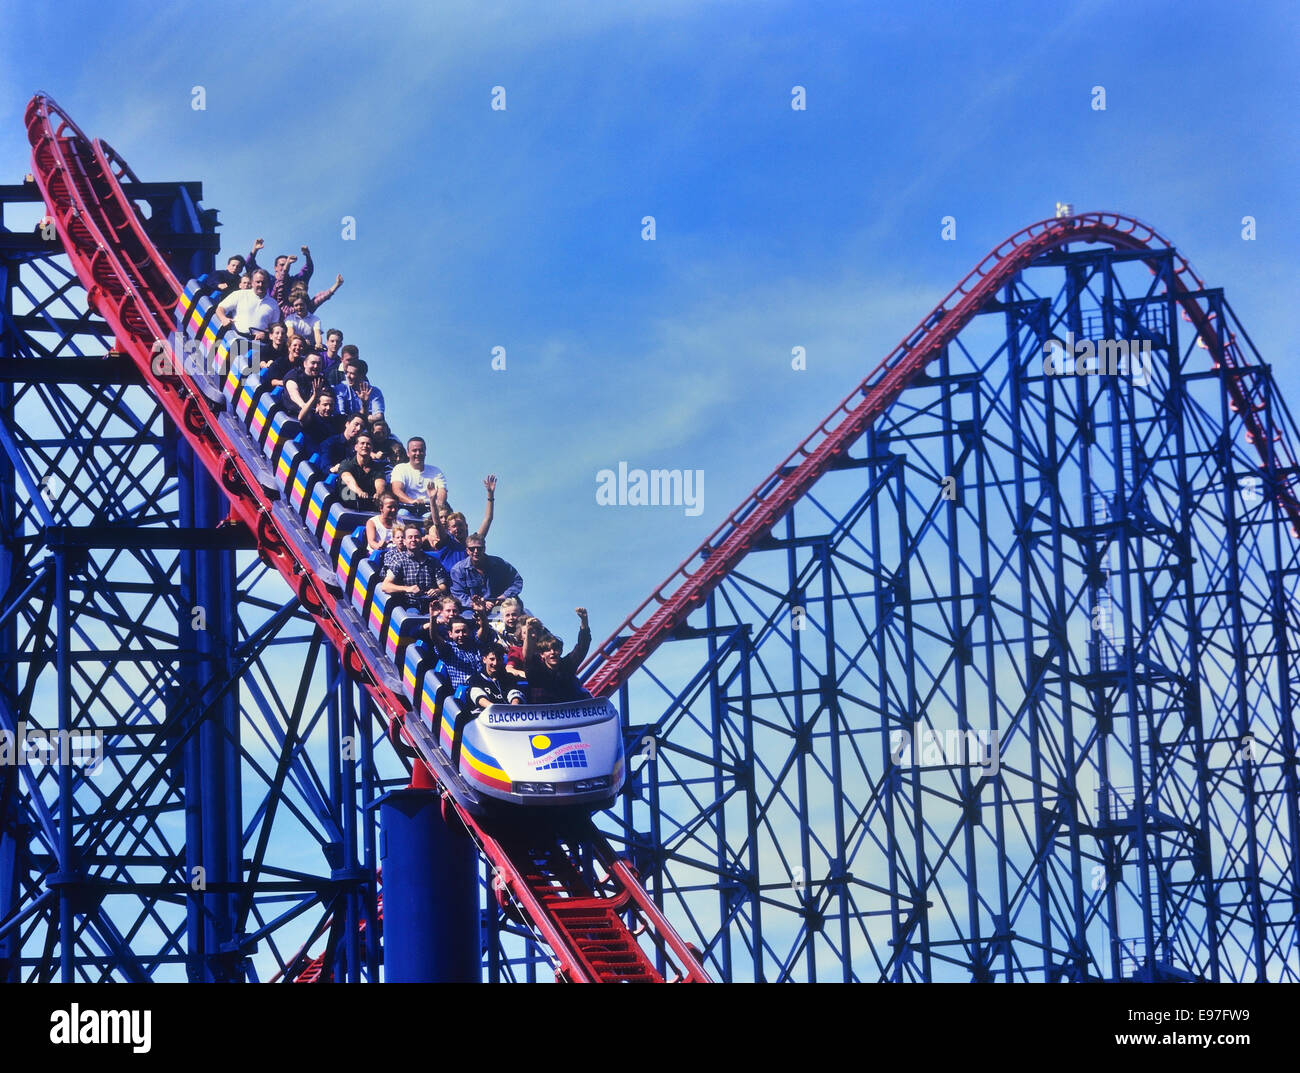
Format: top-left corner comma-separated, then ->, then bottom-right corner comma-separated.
1,0 -> 1296,645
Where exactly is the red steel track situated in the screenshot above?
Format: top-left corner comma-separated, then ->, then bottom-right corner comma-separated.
582,212 -> 1300,696
25,93 -> 708,983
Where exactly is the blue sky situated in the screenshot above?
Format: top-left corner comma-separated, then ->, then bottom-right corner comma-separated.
2,0 -> 1296,641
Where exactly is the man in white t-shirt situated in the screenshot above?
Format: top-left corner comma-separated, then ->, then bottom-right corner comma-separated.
215,269 -> 280,339
388,437 -> 447,520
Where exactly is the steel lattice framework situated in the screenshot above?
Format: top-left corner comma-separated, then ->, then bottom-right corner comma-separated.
593,241 -> 1300,982
0,175 -> 425,982
0,99 -> 673,986
1,103 -> 1295,982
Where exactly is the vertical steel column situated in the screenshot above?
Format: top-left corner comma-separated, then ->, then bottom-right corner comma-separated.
703,590 -> 732,976
360,691 -> 380,981
817,518 -> 849,982
737,624 -> 759,983
379,789 -> 479,982
177,436 -> 243,980
54,549 -> 72,982
869,423 -> 908,981
1164,289 -> 1221,979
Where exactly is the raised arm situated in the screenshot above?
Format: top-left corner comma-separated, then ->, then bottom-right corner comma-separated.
520,617 -> 541,666
569,607 -> 592,665
476,474 -> 496,540
311,274 -> 344,310
427,484 -> 449,539
294,378 -> 321,420
471,596 -> 491,639
295,245 -> 315,285
246,237 -> 265,275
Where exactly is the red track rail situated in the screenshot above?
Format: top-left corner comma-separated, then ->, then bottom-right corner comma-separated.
25,93 -> 709,984
582,212 -> 1300,696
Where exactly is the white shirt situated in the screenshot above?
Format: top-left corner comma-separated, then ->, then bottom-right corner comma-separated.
284,311 -> 321,341
218,290 -> 280,334
390,461 -> 447,505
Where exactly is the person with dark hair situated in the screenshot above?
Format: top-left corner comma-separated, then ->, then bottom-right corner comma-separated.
468,645 -> 525,709
379,525 -> 450,612
257,321 -> 288,379
449,534 -> 522,613
284,351 -> 327,413
317,412 -> 368,471
298,386 -> 342,451
202,253 -> 247,298
368,414 -> 407,473
269,244 -> 313,308
520,609 -> 592,704
337,433 -> 388,511
389,437 -> 446,520
428,612 -> 486,689
328,344 -> 359,387
335,357 -> 385,416
320,328 -> 344,381
366,493 -> 400,552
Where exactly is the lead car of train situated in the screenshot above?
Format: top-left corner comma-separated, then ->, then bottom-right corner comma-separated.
174,280 -> 626,816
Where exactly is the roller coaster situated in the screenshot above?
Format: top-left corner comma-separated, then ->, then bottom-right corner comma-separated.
2,93 -> 1297,982
12,94 -> 704,983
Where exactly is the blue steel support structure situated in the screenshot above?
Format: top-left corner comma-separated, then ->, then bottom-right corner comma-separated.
0,139 -> 667,984
595,238 -> 1300,982
3,133 -> 1295,983
0,176 -> 407,981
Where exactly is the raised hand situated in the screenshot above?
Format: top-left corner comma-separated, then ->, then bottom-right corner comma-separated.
335,273 -> 344,286
252,237 -> 264,251
483,474 -> 497,495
